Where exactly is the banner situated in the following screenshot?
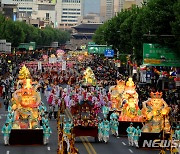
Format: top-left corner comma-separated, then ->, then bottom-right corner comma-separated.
62,61 -> 66,70
38,61 -> 42,70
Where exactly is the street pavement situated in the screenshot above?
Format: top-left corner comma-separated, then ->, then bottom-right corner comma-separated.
0,94 -> 168,154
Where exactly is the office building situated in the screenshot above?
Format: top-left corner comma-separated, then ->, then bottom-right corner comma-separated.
56,0 -> 84,30
100,0 -> 144,22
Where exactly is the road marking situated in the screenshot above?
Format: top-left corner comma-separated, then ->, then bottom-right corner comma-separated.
80,137 -> 92,154
84,137 -> 97,154
122,142 -> 126,146
6,151 -> 10,154
128,149 -> 133,153
47,147 -> 51,151
66,109 -> 96,154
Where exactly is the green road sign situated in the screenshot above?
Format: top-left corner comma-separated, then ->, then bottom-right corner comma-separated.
143,43 -> 180,67
88,42 -> 96,45
88,45 -> 112,54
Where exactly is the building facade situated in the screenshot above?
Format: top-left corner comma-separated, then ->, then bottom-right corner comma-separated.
56,0 -> 84,30
1,0 -> 84,29
100,0 -> 144,22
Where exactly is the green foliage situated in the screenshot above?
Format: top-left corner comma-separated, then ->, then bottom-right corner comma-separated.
93,0 -> 179,63
0,14 -> 70,47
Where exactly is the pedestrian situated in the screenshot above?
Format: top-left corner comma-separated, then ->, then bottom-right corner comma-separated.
1,123 -> 11,145
133,126 -> 141,148
126,123 -> 135,146
103,119 -> 110,143
43,125 -> 52,145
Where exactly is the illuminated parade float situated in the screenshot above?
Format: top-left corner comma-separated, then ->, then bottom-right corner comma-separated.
139,92 -> 171,148
119,78 -> 143,122
82,67 -> 97,87
117,78 -> 143,135
71,100 -> 99,142
7,66 -> 48,144
109,80 -> 125,111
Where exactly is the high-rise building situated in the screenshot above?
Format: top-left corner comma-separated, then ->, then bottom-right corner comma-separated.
100,0 -> 121,21
1,0 -> 84,29
56,0 -> 84,30
100,0 -> 144,22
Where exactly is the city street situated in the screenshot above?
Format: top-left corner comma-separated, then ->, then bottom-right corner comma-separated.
0,94 -> 164,154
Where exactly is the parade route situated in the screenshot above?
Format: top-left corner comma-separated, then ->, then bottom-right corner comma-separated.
0,94 -> 164,154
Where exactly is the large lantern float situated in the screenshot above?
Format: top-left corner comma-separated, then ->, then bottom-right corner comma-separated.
119,78 -> 143,122
141,92 -> 171,133
11,65 -> 41,129
109,80 -> 125,110
82,67 -> 97,87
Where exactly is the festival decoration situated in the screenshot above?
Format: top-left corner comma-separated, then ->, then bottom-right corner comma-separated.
119,78 -> 143,122
82,67 -> 97,86
141,92 -> 171,133
11,66 -> 41,129
18,65 -> 31,79
109,80 -> 125,110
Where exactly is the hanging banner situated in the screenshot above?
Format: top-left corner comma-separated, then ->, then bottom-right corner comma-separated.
62,61 -> 66,70
38,61 -> 42,70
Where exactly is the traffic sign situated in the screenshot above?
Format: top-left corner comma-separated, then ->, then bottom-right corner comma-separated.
104,49 -> 114,57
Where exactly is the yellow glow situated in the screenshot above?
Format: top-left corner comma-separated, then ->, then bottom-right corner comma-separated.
25,79 -> 32,89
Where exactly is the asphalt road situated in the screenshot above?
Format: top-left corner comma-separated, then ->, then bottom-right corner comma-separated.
0,93 -> 166,154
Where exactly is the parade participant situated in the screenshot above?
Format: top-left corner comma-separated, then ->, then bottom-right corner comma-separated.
133,126 -> 141,148
53,100 -> 59,120
110,118 -> 114,135
42,113 -> 49,127
6,114 -> 14,126
63,134 -> 70,153
43,125 -> 52,145
64,119 -> 73,134
110,109 -> 119,120
48,105 -> 53,120
126,123 -> 135,146
102,104 -> 110,118
175,126 -> 180,140
112,118 -> 119,137
103,119 -> 110,143
1,123 -> 11,145
98,118 -> 103,142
